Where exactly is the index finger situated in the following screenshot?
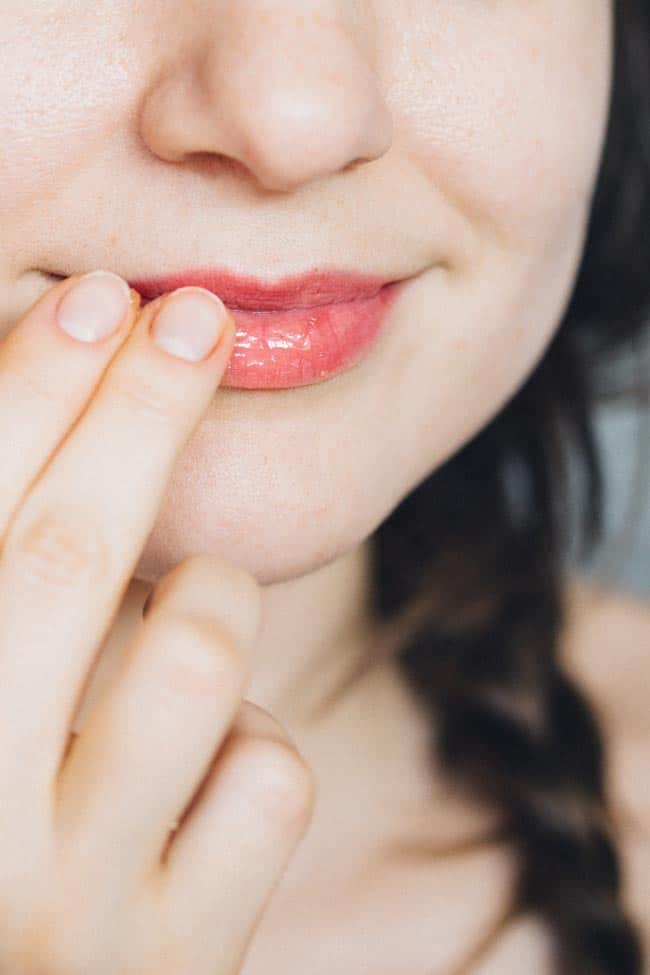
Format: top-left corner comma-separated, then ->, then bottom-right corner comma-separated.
0,286 -> 235,796
0,272 -> 141,537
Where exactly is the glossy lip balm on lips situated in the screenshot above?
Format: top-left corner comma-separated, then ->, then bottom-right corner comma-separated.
128,269 -> 405,390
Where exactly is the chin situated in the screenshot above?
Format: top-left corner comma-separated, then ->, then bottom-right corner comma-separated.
132,510 -> 371,588
128,422 -> 390,585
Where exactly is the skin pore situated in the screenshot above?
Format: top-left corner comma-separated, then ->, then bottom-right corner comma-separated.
0,1 -> 619,969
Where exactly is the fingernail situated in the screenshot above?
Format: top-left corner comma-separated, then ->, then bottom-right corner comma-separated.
150,287 -> 228,362
56,270 -> 132,342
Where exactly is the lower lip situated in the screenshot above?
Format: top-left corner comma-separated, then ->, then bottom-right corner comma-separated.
144,280 -> 404,389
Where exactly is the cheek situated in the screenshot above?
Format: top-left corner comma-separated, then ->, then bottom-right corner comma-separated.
383,0 -> 613,253
0,4 -> 141,215
365,0 -> 613,489
373,219 -> 587,498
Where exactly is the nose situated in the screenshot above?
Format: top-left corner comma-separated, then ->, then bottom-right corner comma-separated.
138,3 -> 393,193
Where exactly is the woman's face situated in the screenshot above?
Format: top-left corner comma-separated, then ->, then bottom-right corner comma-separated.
0,1 -> 612,585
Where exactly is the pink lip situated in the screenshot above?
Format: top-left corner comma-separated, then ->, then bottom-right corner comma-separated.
127,269 -> 404,389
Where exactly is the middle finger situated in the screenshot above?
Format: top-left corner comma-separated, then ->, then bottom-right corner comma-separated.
0,284 -> 235,796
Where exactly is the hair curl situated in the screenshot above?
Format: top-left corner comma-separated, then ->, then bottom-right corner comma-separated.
369,1 -> 649,971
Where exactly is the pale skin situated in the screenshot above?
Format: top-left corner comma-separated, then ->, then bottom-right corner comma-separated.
0,1 -> 648,972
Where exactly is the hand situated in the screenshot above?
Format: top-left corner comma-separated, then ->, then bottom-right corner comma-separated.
0,271 -> 316,975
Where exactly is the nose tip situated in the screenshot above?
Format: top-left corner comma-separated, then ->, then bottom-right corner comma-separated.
138,11 -> 393,193
224,80 -> 394,193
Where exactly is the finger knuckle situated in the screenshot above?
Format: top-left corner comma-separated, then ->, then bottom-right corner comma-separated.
147,612 -> 248,699
6,506 -> 109,589
233,737 -> 316,832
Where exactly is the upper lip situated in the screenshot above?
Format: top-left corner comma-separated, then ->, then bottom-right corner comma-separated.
126,268 -> 393,311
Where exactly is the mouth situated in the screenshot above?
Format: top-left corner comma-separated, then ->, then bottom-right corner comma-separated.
129,268 -> 391,311
132,269 -> 407,389
52,267 -> 407,390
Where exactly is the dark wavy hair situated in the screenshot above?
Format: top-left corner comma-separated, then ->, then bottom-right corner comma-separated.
369,1 -> 649,971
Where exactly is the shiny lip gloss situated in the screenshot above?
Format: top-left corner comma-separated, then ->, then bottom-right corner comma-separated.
127,269 -> 405,390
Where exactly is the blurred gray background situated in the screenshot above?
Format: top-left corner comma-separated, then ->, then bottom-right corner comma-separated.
571,333 -> 650,599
